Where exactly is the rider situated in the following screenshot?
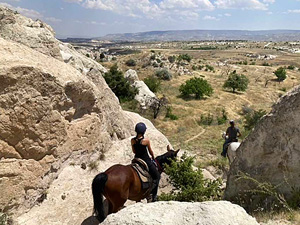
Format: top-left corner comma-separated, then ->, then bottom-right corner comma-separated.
221,120 -> 241,157
131,122 -> 160,202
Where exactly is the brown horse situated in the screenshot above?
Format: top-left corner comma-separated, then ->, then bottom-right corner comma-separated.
92,145 -> 179,222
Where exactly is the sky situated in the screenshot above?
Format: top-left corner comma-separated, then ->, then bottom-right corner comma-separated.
0,0 -> 300,38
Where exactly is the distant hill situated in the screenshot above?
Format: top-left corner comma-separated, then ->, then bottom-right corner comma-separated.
97,30 -> 300,42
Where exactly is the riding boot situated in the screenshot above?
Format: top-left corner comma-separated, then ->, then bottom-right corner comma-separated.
151,179 -> 159,202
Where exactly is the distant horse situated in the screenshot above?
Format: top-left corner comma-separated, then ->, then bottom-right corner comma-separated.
92,145 -> 180,222
222,132 -> 240,164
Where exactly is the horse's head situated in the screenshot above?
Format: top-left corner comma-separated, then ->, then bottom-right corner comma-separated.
155,145 -> 180,172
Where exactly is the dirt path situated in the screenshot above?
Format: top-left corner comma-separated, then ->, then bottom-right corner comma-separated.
184,128 -> 206,144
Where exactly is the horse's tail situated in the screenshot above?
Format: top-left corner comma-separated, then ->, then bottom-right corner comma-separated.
92,172 -> 108,222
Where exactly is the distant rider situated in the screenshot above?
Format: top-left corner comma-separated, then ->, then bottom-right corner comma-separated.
131,122 -> 160,202
221,120 -> 241,157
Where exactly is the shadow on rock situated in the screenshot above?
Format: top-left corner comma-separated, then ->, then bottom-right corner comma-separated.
81,216 -> 99,225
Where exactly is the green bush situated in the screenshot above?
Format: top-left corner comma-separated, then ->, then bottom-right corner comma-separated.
144,76 -> 161,93
205,65 -> 214,72
262,62 -> 271,66
104,64 -> 138,102
179,77 -> 213,99
192,65 -> 197,70
165,106 -> 178,120
168,55 -> 176,63
150,55 -> 156,60
156,58 -> 161,63
178,54 -> 192,62
125,59 -> 136,67
100,53 -> 105,59
159,154 -> 222,202
274,67 -> 287,82
223,72 -> 249,93
155,69 -> 172,81
200,113 -> 214,125
244,109 -> 266,130
287,65 -> 295,70
217,108 -> 228,125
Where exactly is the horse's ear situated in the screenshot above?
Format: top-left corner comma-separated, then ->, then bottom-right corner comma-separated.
167,145 -> 171,152
175,149 -> 180,155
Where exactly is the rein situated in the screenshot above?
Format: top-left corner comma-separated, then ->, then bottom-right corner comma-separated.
154,159 -> 164,173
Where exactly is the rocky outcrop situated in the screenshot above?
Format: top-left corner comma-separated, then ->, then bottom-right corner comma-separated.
225,86 -> 300,207
0,37 -> 133,216
101,201 -> 259,225
125,69 -> 158,109
0,7 -> 61,60
0,6 -> 107,84
15,111 -> 171,225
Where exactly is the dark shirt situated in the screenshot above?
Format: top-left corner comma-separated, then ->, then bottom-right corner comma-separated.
133,137 -> 151,163
226,127 -> 240,141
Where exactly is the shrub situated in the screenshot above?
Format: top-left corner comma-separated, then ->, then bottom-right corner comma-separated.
287,65 -> 295,70
144,76 -> 161,93
152,62 -> 159,68
150,55 -> 156,60
156,58 -> 161,63
178,54 -> 192,62
125,59 -> 136,67
155,69 -> 172,80
86,53 -> 90,58
192,65 -> 197,70
205,64 -> 214,72
217,108 -> 228,125
262,62 -> 271,66
165,106 -> 178,120
0,213 -> 8,225
244,109 -> 266,130
112,56 -> 117,61
274,67 -> 287,82
168,55 -> 176,63
200,113 -> 214,125
100,52 -> 105,59
179,77 -> 213,99
104,64 -> 138,102
159,154 -> 222,202
223,72 -> 249,93
150,50 -> 155,53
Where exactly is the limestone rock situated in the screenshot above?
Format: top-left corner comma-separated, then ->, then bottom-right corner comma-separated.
225,85 -> 300,206
15,111 -> 171,225
125,69 -> 139,84
0,37 -> 132,215
101,201 -> 259,225
0,6 -> 62,60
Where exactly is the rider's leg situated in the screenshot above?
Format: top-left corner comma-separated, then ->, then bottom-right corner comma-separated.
222,139 -> 230,157
148,162 -> 160,202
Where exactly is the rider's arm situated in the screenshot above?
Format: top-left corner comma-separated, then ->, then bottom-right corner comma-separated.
237,129 -> 241,137
131,139 -> 136,154
145,139 -> 155,160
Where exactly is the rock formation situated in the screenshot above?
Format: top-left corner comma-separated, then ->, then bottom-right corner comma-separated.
125,69 -> 158,109
225,86 -> 300,207
101,201 -> 259,225
0,6 -> 171,223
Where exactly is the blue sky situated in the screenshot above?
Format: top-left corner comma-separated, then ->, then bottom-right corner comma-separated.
1,0 -> 300,38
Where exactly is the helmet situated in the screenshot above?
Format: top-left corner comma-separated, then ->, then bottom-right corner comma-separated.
135,122 -> 147,134
229,120 -> 235,124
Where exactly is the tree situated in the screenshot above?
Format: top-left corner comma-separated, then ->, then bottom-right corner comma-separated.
155,69 -> 172,81
179,77 -> 213,99
178,54 -> 192,62
150,96 -> 168,119
244,109 -> 266,130
223,72 -> 249,93
168,55 -> 176,63
125,59 -> 136,67
159,154 -> 222,202
274,67 -> 287,82
103,64 -> 138,102
100,52 -> 105,59
144,76 -> 161,93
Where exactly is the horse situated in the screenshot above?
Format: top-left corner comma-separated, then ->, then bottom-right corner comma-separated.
92,145 -> 180,222
222,132 -> 240,164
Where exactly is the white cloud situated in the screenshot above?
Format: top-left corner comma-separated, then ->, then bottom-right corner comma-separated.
267,11 -> 273,15
287,9 -> 300,13
45,17 -> 62,23
214,0 -> 268,10
67,0 -> 215,20
224,13 -> 231,16
263,0 -> 275,3
203,15 -> 219,21
0,3 -> 43,19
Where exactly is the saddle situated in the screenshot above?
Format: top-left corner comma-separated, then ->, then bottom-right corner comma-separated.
131,158 -> 153,193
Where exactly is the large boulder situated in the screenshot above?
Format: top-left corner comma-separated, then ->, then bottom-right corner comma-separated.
125,69 -> 158,109
101,201 -> 259,225
225,86 -> 300,207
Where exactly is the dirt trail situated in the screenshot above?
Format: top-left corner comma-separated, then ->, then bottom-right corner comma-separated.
184,128 -> 206,144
